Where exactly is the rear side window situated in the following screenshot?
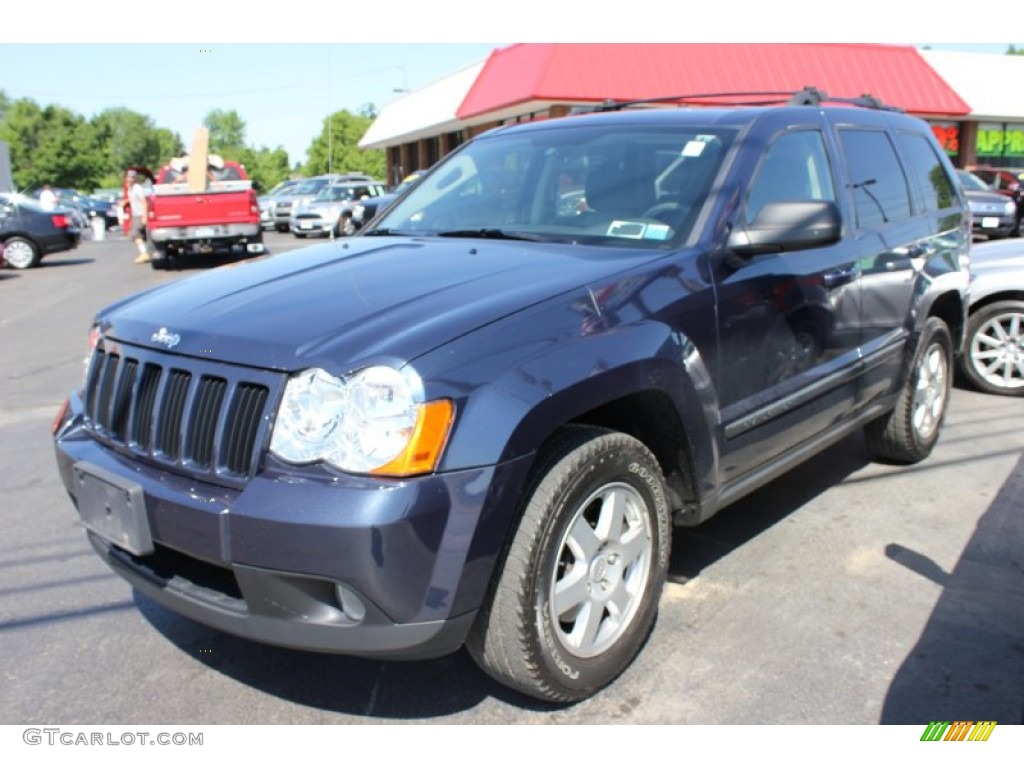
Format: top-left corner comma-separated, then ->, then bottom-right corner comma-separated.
839,129 -> 912,228
896,132 -> 958,212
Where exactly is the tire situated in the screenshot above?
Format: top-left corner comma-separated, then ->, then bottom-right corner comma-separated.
865,316 -> 953,463
341,216 -> 357,237
467,426 -> 671,703
150,245 -> 170,271
3,236 -> 40,269
960,300 -> 1024,397
294,232 -> 307,239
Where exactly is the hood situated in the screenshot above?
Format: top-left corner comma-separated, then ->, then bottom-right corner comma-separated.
965,189 -> 1013,210
98,237 -> 664,372
970,238 -> 1024,271
968,239 -> 1024,304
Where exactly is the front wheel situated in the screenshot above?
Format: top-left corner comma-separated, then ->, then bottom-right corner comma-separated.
865,316 -> 952,463
467,426 -> 671,703
960,300 -> 1024,397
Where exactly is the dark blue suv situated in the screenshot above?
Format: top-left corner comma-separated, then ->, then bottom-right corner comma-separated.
53,94 -> 970,703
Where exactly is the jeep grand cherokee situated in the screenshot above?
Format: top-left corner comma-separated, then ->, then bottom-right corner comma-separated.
53,92 -> 969,703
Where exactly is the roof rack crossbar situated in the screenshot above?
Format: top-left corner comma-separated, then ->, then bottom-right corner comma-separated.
598,87 -> 903,113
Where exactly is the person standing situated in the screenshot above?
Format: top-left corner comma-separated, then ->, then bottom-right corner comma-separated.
39,184 -> 57,210
125,170 -> 151,264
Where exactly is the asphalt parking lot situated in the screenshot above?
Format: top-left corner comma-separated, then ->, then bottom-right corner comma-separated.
1,231 -> 1022,725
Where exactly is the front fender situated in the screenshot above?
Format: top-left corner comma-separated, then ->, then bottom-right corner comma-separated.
414,312 -> 720,508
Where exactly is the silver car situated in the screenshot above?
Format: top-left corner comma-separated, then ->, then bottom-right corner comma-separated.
271,173 -> 375,233
289,181 -> 385,238
961,238 -> 1024,396
957,170 -> 1017,239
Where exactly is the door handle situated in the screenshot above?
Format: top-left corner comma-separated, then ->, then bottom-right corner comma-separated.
823,266 -> 859,288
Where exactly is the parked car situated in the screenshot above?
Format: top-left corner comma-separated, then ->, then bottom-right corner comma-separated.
290,181 -> 386,237
346,170 -> 427,235
269,173 -> 375,232
969,166 -> 1024,237
959,237 -> 1024,396
259,179 -> 302,230
957,169 -> 1017,239
53,92 -> 969,703
0,192 -> 81,269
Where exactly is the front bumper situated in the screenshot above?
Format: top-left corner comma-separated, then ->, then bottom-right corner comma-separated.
290,216 -> 332,236
54,398 -> 527,659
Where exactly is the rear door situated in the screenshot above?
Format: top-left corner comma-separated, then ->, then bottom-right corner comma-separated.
835,121 -> 964,406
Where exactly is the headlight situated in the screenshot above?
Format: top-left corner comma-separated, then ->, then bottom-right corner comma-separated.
269,366 -> 453,477
1005,201 -> 1016,216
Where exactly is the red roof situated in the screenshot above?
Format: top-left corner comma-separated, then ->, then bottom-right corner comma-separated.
457,44 -> 971,119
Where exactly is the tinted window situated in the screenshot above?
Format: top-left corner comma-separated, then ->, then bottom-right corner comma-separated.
839,129 -> 912,228
897,133 -> 957,212
745,130 -> 836,220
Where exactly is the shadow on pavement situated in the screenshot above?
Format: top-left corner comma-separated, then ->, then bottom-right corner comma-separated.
669,432 -> 871,582
880,452 -> 1024,724
136,592 -> 568,719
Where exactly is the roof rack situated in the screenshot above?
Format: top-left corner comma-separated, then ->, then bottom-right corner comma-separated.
597,87 -> 904,113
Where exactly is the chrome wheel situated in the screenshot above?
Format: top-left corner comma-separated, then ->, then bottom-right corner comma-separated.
969,309 -> 1024,393
911,341 -> 949,440
865,317 -> 952,463
3,237 -> 38,269
549,482 -> 652,659
467,427 -> 669,702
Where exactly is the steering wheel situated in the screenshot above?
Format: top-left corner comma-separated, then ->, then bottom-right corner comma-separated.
641,202 -> 686,222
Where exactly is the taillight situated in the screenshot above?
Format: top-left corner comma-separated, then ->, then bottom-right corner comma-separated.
51,214 -> 69,228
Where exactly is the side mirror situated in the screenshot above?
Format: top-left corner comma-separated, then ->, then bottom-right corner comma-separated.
728,200 -> 842,256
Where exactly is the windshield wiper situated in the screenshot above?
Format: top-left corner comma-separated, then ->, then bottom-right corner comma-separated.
435,228 -> 545,241
362,228 -> 409,236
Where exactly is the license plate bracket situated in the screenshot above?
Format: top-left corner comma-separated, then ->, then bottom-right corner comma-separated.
981,216 -> 999,229
73,462 -> 154,556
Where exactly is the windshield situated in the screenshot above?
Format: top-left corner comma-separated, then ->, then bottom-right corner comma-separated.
369,122 -> 734,247
957,170 -> 991,192
315,184 -> 380,203
293,178 -> 330,196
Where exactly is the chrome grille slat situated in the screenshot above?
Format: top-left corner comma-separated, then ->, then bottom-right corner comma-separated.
82,342 -> 281,487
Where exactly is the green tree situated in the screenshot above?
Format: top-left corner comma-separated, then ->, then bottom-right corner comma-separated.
0,99 -> 103,190
237,145 -> 291,192
91,108 -> 160,170
203,109 -> 247,157
1008,45 -> 1024,55
153,127 -> 185,164
304,109 -> 384,178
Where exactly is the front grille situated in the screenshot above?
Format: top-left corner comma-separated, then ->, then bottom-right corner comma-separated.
84,342 -> 280,485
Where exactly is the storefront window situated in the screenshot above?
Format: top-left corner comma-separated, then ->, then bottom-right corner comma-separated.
930,122 -> 960,159
975,122 -> 1024,168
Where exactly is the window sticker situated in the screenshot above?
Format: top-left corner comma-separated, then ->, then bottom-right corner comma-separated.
682,141 -> 707,158
608,220 -> 646,239
642,223 -> 671,240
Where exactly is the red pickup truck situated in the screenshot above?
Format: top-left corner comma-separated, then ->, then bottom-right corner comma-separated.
144,155 -> 264,270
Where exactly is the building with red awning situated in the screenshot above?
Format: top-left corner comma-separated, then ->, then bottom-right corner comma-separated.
360,43 -> 1022,185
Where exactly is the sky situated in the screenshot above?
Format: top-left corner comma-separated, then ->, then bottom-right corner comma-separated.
1,3 -> 1019,169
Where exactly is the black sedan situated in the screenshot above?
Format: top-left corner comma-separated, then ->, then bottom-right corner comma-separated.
0,193 -> 81,269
